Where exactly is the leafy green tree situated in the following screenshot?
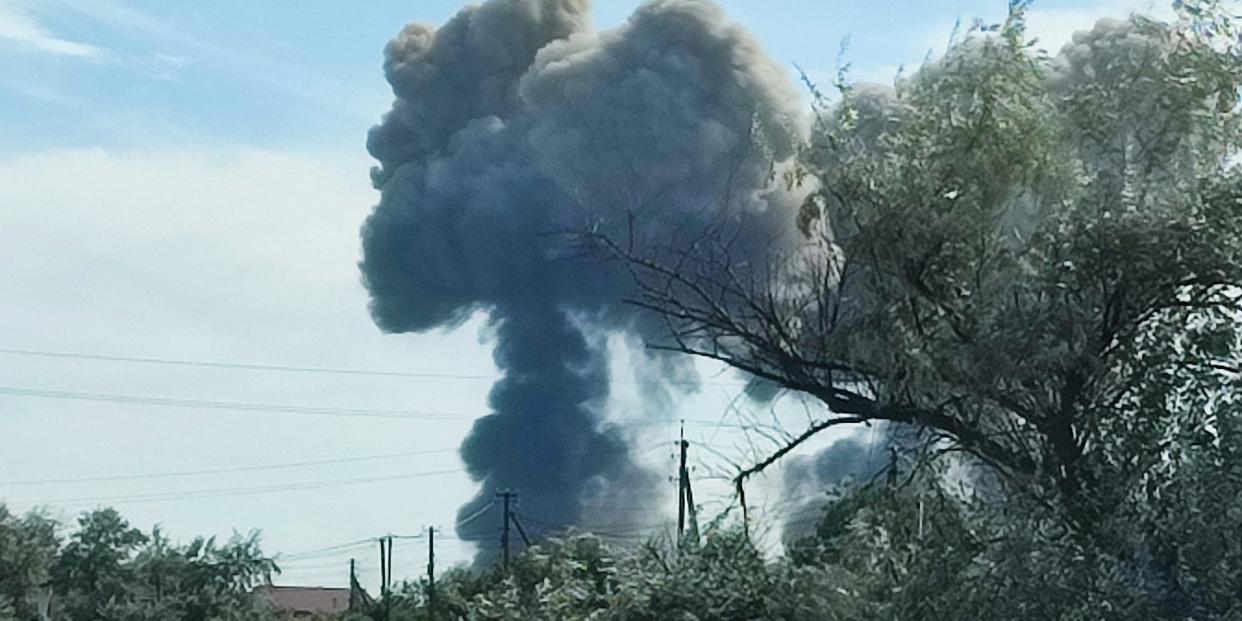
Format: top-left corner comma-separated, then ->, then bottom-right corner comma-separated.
104,528 -> 279,621
50,508 -> 148,620
607,0 -> 1242,531
44,508 -> 279,621
0,506 -> 58,621
350,530 -> 857,621
585,3 -> 1242,617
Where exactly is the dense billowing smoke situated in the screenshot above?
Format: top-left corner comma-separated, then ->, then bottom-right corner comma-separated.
360,0 -> 806,559
778,429 -> 894,545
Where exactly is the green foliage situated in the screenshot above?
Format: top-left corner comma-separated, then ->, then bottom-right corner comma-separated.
6,4 -> 1242,621
0,507 -> 58,621
599,2 -> 1242,618
349,530 -> 856,621
51,508 -> 150,620
102,528 -> 279,621
788,0 -> 1242,531
0,506 -> 279,621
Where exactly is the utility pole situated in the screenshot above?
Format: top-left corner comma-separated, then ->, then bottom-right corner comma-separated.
684,452 -> 699,541
426,528 -> 436,618
349,559 -> 368,612
496,491 -> 515,570
677,423 -> 688,538
737,478 -> 749,540
377,535 -> 394,621
676,423 -> 699,541
386,536 -> 393,621
378,538 -> 387,599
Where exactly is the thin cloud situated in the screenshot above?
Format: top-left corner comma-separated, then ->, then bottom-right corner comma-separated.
4,80 -> 86,108
48,0 -> 381,122
0,3 -> 102,58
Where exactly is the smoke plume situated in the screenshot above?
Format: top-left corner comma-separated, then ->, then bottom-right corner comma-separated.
360,0 -> 806,558
778,429 -> 893,546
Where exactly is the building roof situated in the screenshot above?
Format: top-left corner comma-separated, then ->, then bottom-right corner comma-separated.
260,586 -> 352,615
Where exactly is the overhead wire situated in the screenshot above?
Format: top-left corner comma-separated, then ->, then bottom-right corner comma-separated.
0,386 -> 472,421
278,538 -> 377,561
8,469 -> 464,508
0,384 -> 757,429
454,501 -> 495,529
0,448 -> 458,486
0,346 -> 747,387
0,346 -> 496,381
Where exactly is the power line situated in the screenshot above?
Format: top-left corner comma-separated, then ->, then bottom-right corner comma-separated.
9,469 -> 464,508
0,346 -> 498,381
454,501 -> 495,529
0,346 -> 748,387
279,538 -> 378,561
0,384 -> 760,429
0,448 -> 458,486
0,386 -> 473,420
276,559 -> 366,571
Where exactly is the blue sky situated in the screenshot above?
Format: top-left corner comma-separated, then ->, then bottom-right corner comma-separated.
0,0 -> 1176,590
0,0 -> 1173,152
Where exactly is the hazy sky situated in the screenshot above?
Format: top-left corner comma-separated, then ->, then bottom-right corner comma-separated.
0,0 -> 1173,590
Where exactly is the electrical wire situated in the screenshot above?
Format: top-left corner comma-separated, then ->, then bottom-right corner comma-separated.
0,346 -> 497,381
9,469 -> 464,507
0,386 -> 471,420
0,346 -> 747,387
454,501 -> 495,529
0,384 -> 754,429
0,448 -> 458,486
279,538 -> 377,561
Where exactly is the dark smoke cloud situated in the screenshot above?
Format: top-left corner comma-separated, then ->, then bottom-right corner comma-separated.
361,0 -> 806,559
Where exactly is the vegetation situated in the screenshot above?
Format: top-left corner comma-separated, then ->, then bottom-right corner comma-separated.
607,0 -> 1242,531
0,507 -> 277,621
338,439 -> 1239,620
3,2 -> 1241,620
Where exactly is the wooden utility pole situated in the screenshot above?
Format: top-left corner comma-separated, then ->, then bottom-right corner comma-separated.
497,491 -> 515,570
684,453 -> 699,541
677,424 -> 688,538
386,536 -> 393,621
378,538 -> 387,599
737,478 -> 749,540
349,558 -> 370,612
377,535 -> 394,621
426,528 -> 436,618
676,423 -> 699,541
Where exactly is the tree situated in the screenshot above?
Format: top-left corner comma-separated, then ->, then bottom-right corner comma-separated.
46,508 -> 279,621
597,0 -> 1242,529
50,508 -> 148,620
105,528 -> 279,621
0,506 -> 58,621
346,530 -> 852,621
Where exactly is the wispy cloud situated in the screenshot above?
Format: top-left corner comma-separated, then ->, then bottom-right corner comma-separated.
48,0 -> 381,121
0,3 -> 102,58
3,80 -> 86,108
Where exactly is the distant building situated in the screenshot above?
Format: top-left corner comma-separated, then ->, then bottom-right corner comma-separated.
260,586 -> 353,618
